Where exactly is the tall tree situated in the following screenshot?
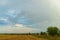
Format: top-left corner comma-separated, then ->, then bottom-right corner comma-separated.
47,26 -> 58,36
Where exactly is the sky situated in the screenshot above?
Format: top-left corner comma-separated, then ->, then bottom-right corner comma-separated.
0,0 -> 60,33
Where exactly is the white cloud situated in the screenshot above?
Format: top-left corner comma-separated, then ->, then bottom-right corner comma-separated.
15,24 -> 24,27
0,18 -> 9,22
0,24 -> 36,33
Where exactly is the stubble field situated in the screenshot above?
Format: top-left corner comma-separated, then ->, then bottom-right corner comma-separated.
0,34 -> 60,40
0,35 -> 47,40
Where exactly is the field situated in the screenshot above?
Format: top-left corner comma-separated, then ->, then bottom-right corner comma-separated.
0,34 -> 47,40
0,34 -> 59,40
34,35 -> 60,40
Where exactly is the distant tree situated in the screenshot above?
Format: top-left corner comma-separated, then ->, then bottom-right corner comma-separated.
40,32 -> 43,35
40,32 -> 46,35
47,26 -> 58,36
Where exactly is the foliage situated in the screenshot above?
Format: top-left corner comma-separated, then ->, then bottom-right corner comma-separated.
47,26 -> 58,36
40,32 -> 46,35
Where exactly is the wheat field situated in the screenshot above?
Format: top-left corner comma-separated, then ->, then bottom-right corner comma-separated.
0,35 -> 47,40
0,34 -> 60,40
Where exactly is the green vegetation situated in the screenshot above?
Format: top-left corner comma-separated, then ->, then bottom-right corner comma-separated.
0,26 -> 60,40
47,26 -> 58,36
33,26 -> 60,40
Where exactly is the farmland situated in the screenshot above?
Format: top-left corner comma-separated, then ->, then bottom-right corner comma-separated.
0,34 -> 59,40
0,34 -> 47,40
0,26 -> 60,40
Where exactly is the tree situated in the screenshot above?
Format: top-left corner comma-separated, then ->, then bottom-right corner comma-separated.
57,30 -> 60,36
40,32 -> 46,35
47,26 -> 58,36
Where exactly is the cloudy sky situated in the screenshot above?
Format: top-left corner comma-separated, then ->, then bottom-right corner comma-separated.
0,0 -> 60,33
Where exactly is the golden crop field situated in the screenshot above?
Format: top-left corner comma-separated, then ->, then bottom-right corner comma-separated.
0,34 -> 60,40
0,35 -> 47,40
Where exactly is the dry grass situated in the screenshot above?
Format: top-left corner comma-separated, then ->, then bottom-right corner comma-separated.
0,34 -> 60,40
34,35 -> 60,40
0,35 -> 47,40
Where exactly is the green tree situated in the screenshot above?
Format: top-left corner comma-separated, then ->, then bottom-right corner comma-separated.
40,32 -> 46,35
57,30 -> 60,36
47,26 -> 58,36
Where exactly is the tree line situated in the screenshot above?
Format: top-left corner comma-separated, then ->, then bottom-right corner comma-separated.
0,26 -> 60,36
27,26 -> 60,36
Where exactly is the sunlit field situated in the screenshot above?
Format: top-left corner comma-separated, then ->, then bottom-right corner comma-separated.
0,34 -> 47,40
34,35 -> 60,40
0,34 -> 59,40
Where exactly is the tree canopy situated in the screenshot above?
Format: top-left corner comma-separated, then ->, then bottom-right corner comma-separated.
47,26 -> 58,36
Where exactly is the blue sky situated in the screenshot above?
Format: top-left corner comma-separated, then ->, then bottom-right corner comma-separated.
0,0 -> 60,33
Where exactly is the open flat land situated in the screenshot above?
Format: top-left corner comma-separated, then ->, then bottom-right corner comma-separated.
0,34 -> 60,40
0,35 -> 47,40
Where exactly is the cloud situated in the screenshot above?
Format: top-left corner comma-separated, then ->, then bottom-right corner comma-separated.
6,9 -> 17,17
15,24 -> 24,27
0,0 -> 60,32
0,17 -> 9,25
0,24 -> 37,33
0,0 -> 9,6
22,0 -> 60,25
